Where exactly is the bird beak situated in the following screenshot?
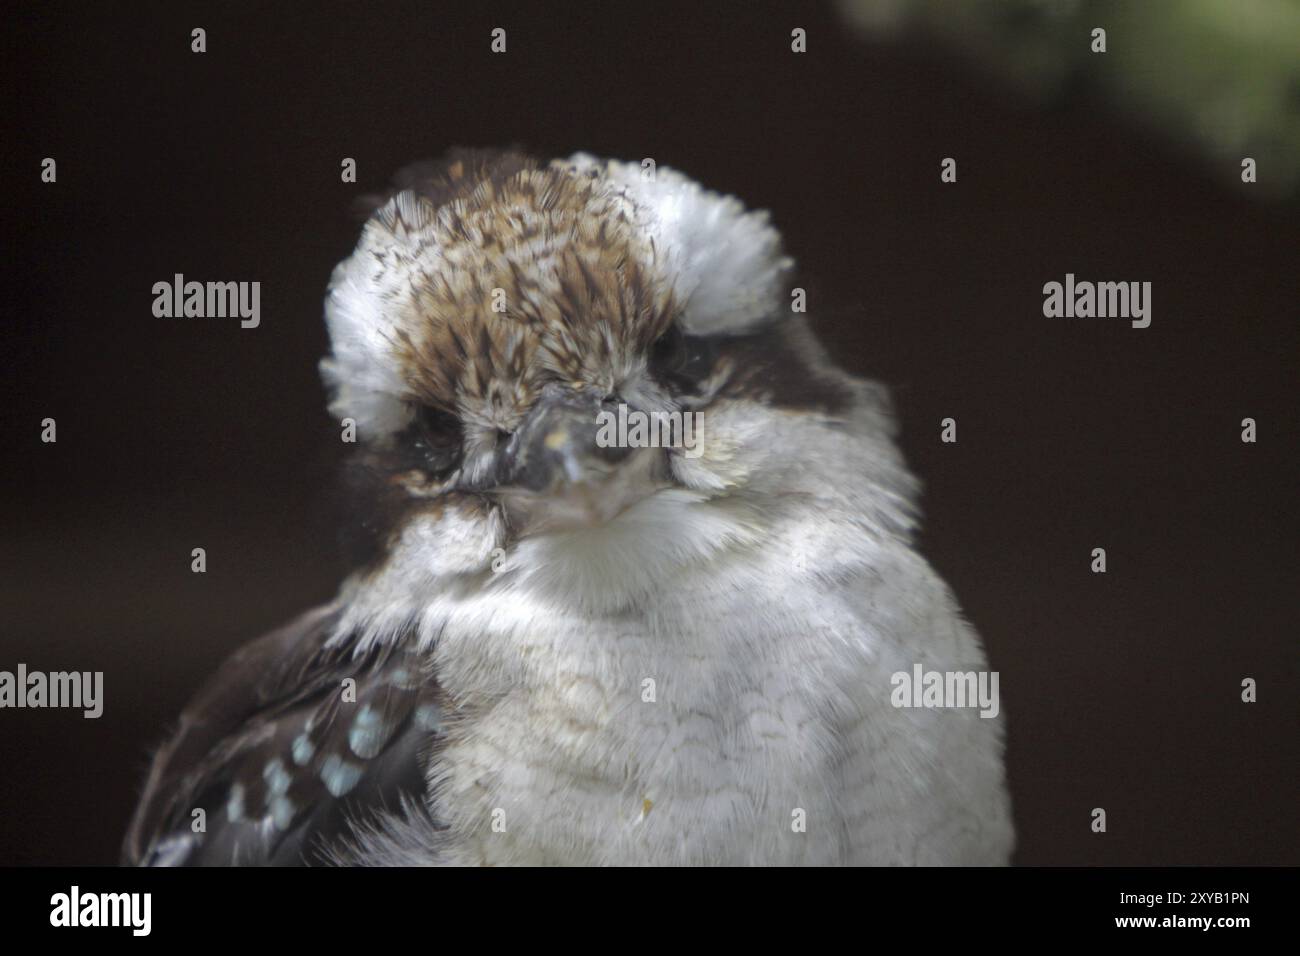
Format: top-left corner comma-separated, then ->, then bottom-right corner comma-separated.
493,385 -> 665,530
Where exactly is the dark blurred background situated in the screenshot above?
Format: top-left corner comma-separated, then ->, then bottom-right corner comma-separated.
1,0 -> 1296,866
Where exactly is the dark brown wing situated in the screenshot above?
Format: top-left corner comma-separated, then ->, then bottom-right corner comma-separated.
123,604 -> 448,866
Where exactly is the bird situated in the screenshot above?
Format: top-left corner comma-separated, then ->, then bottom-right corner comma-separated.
124,149 -> 1014,866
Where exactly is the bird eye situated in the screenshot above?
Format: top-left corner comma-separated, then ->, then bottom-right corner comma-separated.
416,406 -> 461,445
650,325 -> 687,374
411,405 -> 463,475
650,326 -> 715,390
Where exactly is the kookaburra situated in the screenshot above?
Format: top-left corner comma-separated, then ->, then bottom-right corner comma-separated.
125,150 -> 1014,866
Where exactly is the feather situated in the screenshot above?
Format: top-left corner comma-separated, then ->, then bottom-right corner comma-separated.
124,605 -> 448,866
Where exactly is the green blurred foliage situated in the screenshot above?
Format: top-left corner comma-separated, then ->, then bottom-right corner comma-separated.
838,0 -> 1300,199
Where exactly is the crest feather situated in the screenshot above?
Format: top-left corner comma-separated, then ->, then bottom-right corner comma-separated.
323,151 -> 792,439
557,154 -> 793,336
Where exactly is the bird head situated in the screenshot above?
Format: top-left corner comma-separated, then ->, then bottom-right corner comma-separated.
320,150 -> 891,632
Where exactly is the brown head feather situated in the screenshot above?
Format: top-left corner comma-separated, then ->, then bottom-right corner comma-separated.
369,153 -> 677,432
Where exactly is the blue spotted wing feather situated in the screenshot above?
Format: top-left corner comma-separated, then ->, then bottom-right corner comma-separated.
123,604 -> 447,866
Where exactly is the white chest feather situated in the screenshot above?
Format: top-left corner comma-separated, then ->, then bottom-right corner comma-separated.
414,506 -> 1011,866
